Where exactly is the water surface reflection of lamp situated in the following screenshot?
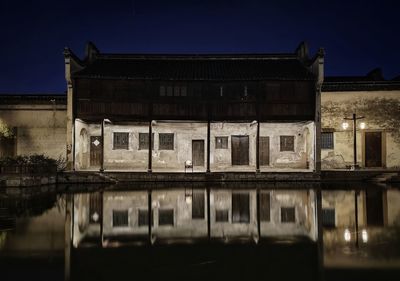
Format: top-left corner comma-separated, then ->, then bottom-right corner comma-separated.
344,228 -> 351,242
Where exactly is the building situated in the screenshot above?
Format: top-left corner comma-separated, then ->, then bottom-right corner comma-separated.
0,95 -> 67,160
321,69 -> 400,169
72,187 -> 317,247
64,42 -> 324,173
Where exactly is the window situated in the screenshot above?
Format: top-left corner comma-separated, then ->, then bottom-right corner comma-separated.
322,208 -> 335,228
160,85 -> 187,97
216,210 -> 229,222
113,210 -> 128,227
260,193 -> 270,222
280,136 -> 294,152
159,209 -> 174,226
321,132 -> 334,149
113,132 -> 129,150
160,86 -> 166,96
138,209 -> 153,227
159,133 -> 174,150
139,133 -> 154,150
281,207 -> 295,223
232,193 -> 250,223
215,137 -> 228,149
192,192 -> 205,219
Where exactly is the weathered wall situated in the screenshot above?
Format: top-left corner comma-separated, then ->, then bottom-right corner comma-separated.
104,123 -> 149,171
152,122 -> 207,172
0,105 -> 66,160
321,90 -> 400,168
260,190 -> 315,239
74,120 -> 100,170
210,122 -> 257,171
259,122 -> 315,171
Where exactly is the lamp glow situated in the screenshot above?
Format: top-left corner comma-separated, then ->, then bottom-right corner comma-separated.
342,122 -> 349,130
362,229 -> 368,243
344,228 -> 351,242
359,122 -> 366,130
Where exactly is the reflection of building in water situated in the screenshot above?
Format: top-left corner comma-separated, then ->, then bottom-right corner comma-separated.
72,188 -> 317,247
322,188 -> 400,249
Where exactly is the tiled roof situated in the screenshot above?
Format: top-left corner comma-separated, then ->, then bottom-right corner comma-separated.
72,55 -> 315,81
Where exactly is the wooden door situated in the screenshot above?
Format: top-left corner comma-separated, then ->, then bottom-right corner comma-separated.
365,132 -> 382,167
192,140 -> 205,166
89,192 -> 103,224
232,193 -> 250,223
90,136 -> 102,167
366,188 -> 384,226
259,136 -> 270,166
231,136 -> 249,165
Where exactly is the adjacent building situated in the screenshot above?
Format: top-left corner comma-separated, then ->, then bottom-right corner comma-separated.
321,69 -> 400,169
0,95 -> 66,160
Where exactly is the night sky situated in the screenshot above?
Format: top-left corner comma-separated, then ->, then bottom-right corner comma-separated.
0,0 -> 399,94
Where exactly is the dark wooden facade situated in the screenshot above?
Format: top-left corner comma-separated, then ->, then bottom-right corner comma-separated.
74,79 -> 315,122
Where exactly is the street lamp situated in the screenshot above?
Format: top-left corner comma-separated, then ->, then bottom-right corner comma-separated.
343,113 -> 365,170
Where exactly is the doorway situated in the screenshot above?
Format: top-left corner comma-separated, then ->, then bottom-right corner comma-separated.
192,140 -> 205,167
365,132 -> 382,167
259,136 -> 270,166
231,135 -> 249,165
90,136 -> 102,167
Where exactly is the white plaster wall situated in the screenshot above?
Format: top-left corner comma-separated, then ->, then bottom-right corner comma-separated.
260,122 -> 315,170
210,122 -> 257,171
210,189 -> 258,239
261,190 -> 315,238
103,191 -> 148,238
387,189 -> 400,226
321,90 -> 400,168
151,189 -> 208,239
0,107 -> 66,160
322,190 -> 356,227
152,122 -> 207,172
74,120 -> 100,170
104,123 -> 148,171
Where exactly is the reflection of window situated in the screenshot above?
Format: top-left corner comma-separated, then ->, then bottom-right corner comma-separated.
215,137 -> 228,149
281,207 -> 295,223
260,193 -> 270,222
113,132 -> 129,150
159,133 -> 174,150
113,210 -> 128,227
216,210 -> 229,222
232,193 -> 250,223
138,209 -> 153,226
321,132 -> 334,149
322,208 -> 335,228
159,209 -> 174,226
280,136 -> 294,152
138,133 -> 154,150
192,192 -> 205,219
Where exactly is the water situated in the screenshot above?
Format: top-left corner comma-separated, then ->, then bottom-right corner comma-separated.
1,183 -> 400,281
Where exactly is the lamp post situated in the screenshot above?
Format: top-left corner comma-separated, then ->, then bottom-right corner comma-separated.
343,113 -> 365,170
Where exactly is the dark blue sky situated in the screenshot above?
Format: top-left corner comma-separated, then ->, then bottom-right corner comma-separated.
0,0 -> 399,93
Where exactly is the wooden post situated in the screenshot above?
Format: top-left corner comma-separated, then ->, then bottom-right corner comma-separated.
148,120 -> 152,173
256,188 -> 261,241
207,120 -> 211,173
64,194 -> 72,281
207,186 -> 211,241
148,189 -> 152,244
100,120 -> 104,172
256,121 -> 260,173
316,187 -> 324,280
